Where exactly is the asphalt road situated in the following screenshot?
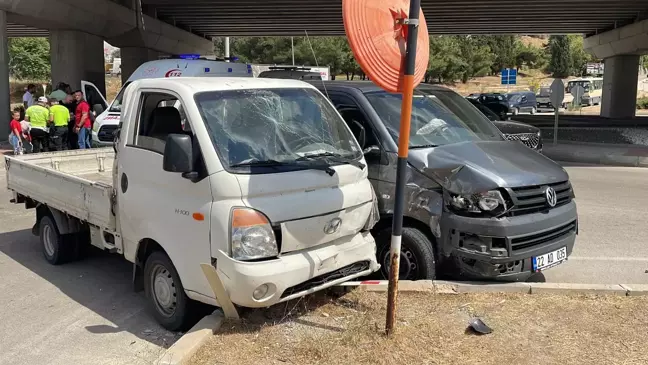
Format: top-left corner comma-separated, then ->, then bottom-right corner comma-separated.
0,165 -> 180,365
0,157 -> 646,364
540,163 -> 648,284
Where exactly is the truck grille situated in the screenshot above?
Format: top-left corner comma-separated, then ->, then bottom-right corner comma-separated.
506,181 -> 573,216
280,261 -> 370,299
504,133 -> 540,149
98,125 -> 118,142
510,220 -> 577,252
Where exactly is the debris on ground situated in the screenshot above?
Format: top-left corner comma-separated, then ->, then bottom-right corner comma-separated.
467,317 -> 492,335
191,290 -> 648,365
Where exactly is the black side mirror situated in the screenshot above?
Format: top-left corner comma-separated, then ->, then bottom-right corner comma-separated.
163,134 -> 195,179
93,104 -> 105,115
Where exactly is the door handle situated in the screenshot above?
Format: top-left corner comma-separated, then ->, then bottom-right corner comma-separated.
121,173 -> 128,193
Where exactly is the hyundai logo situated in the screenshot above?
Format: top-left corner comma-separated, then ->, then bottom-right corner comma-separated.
545,186 -> 557,207
323,218 -> 342,235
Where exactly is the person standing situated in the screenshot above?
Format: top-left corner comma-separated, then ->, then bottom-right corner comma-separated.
25,96 -> 50,153
49,82 -> 69,102
74,90 -> 92,149
8,110 -> 23,155
48,98 -> 70,151
23,84 -> 36,110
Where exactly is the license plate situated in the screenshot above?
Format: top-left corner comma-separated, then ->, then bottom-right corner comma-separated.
533,247 -> 567,271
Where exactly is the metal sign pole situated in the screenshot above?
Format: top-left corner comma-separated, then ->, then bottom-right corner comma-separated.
553,108 -> 559,145
386,0 -> 420,336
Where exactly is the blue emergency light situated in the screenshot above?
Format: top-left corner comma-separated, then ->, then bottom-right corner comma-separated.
204,67 -> 210,72
179,54 -> 201,60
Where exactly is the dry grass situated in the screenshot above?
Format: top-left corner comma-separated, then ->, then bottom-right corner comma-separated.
191,290 -> 648,365
520,35 -> 548,48
106,75 -> 122,102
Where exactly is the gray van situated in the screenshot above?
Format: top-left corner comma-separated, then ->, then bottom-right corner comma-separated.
310,81 -> 578,281
506,91 -> 538,115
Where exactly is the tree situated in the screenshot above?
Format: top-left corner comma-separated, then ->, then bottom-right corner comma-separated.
548,35 -> 571,78
483,35 -> 519,74
8,37 -> 51,81
111,48 -> 121,60
568,35 -> 594,76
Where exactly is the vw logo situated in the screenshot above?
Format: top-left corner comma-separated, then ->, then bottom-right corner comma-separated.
545,186 -> 557,207
323,218 -> 342,235
519,136 -> 529,141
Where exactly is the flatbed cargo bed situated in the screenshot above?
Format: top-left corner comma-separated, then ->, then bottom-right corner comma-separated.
4,148 -> 116,231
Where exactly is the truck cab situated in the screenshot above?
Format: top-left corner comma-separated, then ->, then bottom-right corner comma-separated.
308,81 -> 578,282
5,77 -> 379,331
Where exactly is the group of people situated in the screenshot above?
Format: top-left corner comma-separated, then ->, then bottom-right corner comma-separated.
8,83 -> 93,155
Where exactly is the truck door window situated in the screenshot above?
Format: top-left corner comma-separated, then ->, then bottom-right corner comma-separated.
328,94 -> 379,150
134,92 -> 188,154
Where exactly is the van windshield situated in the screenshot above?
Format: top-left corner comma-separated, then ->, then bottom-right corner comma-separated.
195,88 -> 362,170
109,81 -> 131,113
365,88 -> 502,148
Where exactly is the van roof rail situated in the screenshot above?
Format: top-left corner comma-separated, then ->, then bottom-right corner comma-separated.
268,66 -> 312,71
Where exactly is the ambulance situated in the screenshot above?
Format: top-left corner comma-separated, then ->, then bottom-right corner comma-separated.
92,55 -> 253,147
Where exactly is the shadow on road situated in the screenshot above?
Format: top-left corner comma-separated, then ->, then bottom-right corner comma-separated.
0,228 -> 184,348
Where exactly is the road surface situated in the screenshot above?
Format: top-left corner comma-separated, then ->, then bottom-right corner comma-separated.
541,163 -> 648,284
0,156 -> 646,364
0,163 -> 180,365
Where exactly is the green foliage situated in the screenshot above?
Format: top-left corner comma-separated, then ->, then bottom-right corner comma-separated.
214,33 -> 590,84
548,35 -> 572,78
8,37 -> 51,81
637,96 -> 648,110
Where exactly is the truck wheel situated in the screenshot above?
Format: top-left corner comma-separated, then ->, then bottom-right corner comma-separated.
375,227 -> 436,281
40,216 -> 77,265
144,251 -> 194,331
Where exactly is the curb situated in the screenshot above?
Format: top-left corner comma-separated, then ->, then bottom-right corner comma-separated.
341,280 -> 648,296
156,310 -> 225,365
543,142 -> 648,167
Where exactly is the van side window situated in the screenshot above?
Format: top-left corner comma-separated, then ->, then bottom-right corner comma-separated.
84,84 -> 107,111
109,82 -> 131,113
133,92 -> 188,154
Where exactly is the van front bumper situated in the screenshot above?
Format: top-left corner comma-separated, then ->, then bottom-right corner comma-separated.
215,231 -> 379,307
440,201 -> 578,281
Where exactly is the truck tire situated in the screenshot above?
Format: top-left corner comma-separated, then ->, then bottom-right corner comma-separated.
144,251 -> 194,331
375,227 -> 436,281
40,216 -> 78,265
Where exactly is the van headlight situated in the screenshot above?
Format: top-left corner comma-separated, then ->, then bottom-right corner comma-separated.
448,190 -> 508,215
230,208 -> 279,261
92,122 -> 100,132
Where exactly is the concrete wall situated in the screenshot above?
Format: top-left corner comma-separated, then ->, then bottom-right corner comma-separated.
50,30 -> 106,96
1,10 -> 10,138
120,47 -> 162,85
601,55 -> 640,118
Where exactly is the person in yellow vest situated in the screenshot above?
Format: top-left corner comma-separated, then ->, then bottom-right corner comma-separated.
25,96 -> 50,153
48,98 -> 70,151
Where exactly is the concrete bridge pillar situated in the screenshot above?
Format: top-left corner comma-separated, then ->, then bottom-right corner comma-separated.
120,47 -> 161,85
49,30 -> 106,97
601,55 -> 640,118
0,10 -> 10,138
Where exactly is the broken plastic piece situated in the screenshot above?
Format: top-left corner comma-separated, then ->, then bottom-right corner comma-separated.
468,317 -> 492,335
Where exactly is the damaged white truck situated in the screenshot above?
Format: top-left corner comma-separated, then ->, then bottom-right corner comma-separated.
4,77 -> 380,330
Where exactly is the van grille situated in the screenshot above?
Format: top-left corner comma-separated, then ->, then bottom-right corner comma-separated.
506,181 -> 572,216
280,261 -> 370,299
98,125 -> 118,142
510,220 -> 577,252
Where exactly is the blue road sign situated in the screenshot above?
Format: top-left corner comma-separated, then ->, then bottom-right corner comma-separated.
501,68 -> 517,85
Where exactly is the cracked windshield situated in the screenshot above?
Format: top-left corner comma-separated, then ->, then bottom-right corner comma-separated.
366,89 -> 502,148
195,88 -> 361,170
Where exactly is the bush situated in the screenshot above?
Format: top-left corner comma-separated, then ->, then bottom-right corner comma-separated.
637,97 -> 648,110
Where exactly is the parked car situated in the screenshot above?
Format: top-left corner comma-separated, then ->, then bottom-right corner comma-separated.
308,81 -> 577,282
506,91 -> 538,115
467,98 -> 543,152
475,93 -> 510,120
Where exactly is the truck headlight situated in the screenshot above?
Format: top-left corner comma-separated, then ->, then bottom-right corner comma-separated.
230,208 -> 279,261
449,190 -> 508,215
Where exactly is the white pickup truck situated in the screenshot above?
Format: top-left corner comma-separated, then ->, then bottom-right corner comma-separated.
4,77 -> 380,330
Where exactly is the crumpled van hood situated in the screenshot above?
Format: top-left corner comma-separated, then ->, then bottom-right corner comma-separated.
407,140 -> 568,194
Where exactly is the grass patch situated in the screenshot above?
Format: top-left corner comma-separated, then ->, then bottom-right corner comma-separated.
191,290 -> 648,365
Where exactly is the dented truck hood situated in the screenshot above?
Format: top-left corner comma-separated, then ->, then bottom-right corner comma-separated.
407,140 -> 569,194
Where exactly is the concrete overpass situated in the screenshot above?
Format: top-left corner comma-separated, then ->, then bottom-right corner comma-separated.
3,0 -> 648,138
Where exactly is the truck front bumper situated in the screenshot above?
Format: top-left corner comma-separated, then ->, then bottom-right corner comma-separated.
215,231 -> 379,307
440,201 -> 578,281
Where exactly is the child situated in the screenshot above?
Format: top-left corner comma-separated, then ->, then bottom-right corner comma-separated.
8,110 -> 23,155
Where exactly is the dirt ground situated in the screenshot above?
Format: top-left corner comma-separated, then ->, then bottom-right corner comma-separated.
191,290 -> 648,365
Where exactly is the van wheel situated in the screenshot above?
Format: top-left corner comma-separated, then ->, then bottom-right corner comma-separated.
512,107 -> 519,115
40,216 -> 79,265
375,227 -> 436,281
530,107 -> 537,115
144,251 -> 195,331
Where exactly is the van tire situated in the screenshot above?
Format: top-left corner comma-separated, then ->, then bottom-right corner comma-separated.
375,227 -> 436,281
530,107 -> 536,115
144,251 -> 195,331
40,216 -> 77,265
512,107 -> 519,115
